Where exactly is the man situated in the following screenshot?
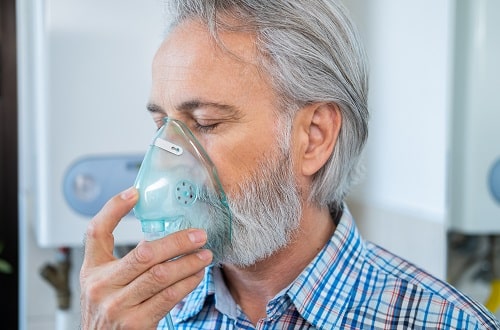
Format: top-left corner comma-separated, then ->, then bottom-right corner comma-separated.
80,0 -> 500,329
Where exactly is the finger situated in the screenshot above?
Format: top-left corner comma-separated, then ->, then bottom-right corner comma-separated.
109,228 -> 208,285
117,249 -> 213,305
130,268 -> 207,328
83,187 -> 138,268
80,249 -> 211,329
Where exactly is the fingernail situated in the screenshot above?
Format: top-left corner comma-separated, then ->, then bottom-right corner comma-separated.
120,187 -> 136,200
197,249 -> 212,261
188,229 -> 207,244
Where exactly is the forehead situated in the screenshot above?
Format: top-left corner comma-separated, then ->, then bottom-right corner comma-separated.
151,19 -> 269,106
157,18 -> 258,64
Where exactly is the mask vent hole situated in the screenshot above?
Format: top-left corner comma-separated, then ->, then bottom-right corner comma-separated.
175,180 -> 198,206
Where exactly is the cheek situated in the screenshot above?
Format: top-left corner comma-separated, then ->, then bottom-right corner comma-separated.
202,116 -> 280,194
209,146 -> 247,194
208,140 -> 267,195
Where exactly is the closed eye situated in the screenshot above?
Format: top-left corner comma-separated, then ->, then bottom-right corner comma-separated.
154,117 -> 167,130
192,120 -> 220,133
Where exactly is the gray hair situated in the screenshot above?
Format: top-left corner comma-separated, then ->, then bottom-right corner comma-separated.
166,0 -> 369,211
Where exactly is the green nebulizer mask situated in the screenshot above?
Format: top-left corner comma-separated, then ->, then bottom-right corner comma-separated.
133,118 -> 232,255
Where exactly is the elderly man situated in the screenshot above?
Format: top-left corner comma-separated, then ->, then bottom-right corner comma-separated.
80,0 -> 499,328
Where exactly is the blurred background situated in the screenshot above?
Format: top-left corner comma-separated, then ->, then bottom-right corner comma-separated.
0,0 -> 498,328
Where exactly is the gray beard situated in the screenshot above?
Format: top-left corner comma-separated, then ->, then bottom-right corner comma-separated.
215,149 -> 303,267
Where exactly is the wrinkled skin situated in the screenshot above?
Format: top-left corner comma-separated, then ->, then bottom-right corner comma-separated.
80,188 -> 212,329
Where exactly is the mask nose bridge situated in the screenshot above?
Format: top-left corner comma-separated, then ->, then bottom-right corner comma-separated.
153,137 -> 183,156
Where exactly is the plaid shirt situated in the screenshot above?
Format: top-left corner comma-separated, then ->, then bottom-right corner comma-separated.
158,208 -> 499,329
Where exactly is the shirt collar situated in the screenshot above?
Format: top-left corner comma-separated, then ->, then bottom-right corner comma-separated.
287,207 -> 366,328
173,206 -> 366,328
173,265 -> 216,322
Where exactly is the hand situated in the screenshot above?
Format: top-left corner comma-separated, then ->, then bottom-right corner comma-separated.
80,187 -> 213,329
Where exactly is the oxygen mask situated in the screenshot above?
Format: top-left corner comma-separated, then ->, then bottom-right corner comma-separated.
133,118 -> 232,259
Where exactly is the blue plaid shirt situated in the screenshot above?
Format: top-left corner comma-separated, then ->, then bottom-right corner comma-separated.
158,208 -> 500,329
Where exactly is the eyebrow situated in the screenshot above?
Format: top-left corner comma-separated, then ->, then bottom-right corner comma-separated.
146,103 -> 166,115
147,100 -> 241,117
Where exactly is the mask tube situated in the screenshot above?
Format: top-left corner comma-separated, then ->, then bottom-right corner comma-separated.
133,118 -> 232,252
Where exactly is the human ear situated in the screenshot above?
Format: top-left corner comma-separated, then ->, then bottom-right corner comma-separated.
295,103 -> 341,176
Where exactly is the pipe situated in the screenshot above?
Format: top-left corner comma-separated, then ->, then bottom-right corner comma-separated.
55,309 -> 72,330
485,235 -> 500,314
40,247 -> 71,310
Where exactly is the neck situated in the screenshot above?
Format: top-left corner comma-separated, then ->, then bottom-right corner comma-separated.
221,204 -> 336,325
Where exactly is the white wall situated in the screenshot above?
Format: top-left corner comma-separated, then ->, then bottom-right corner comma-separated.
345,0 -> 454,279
17,0 -> 165,328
